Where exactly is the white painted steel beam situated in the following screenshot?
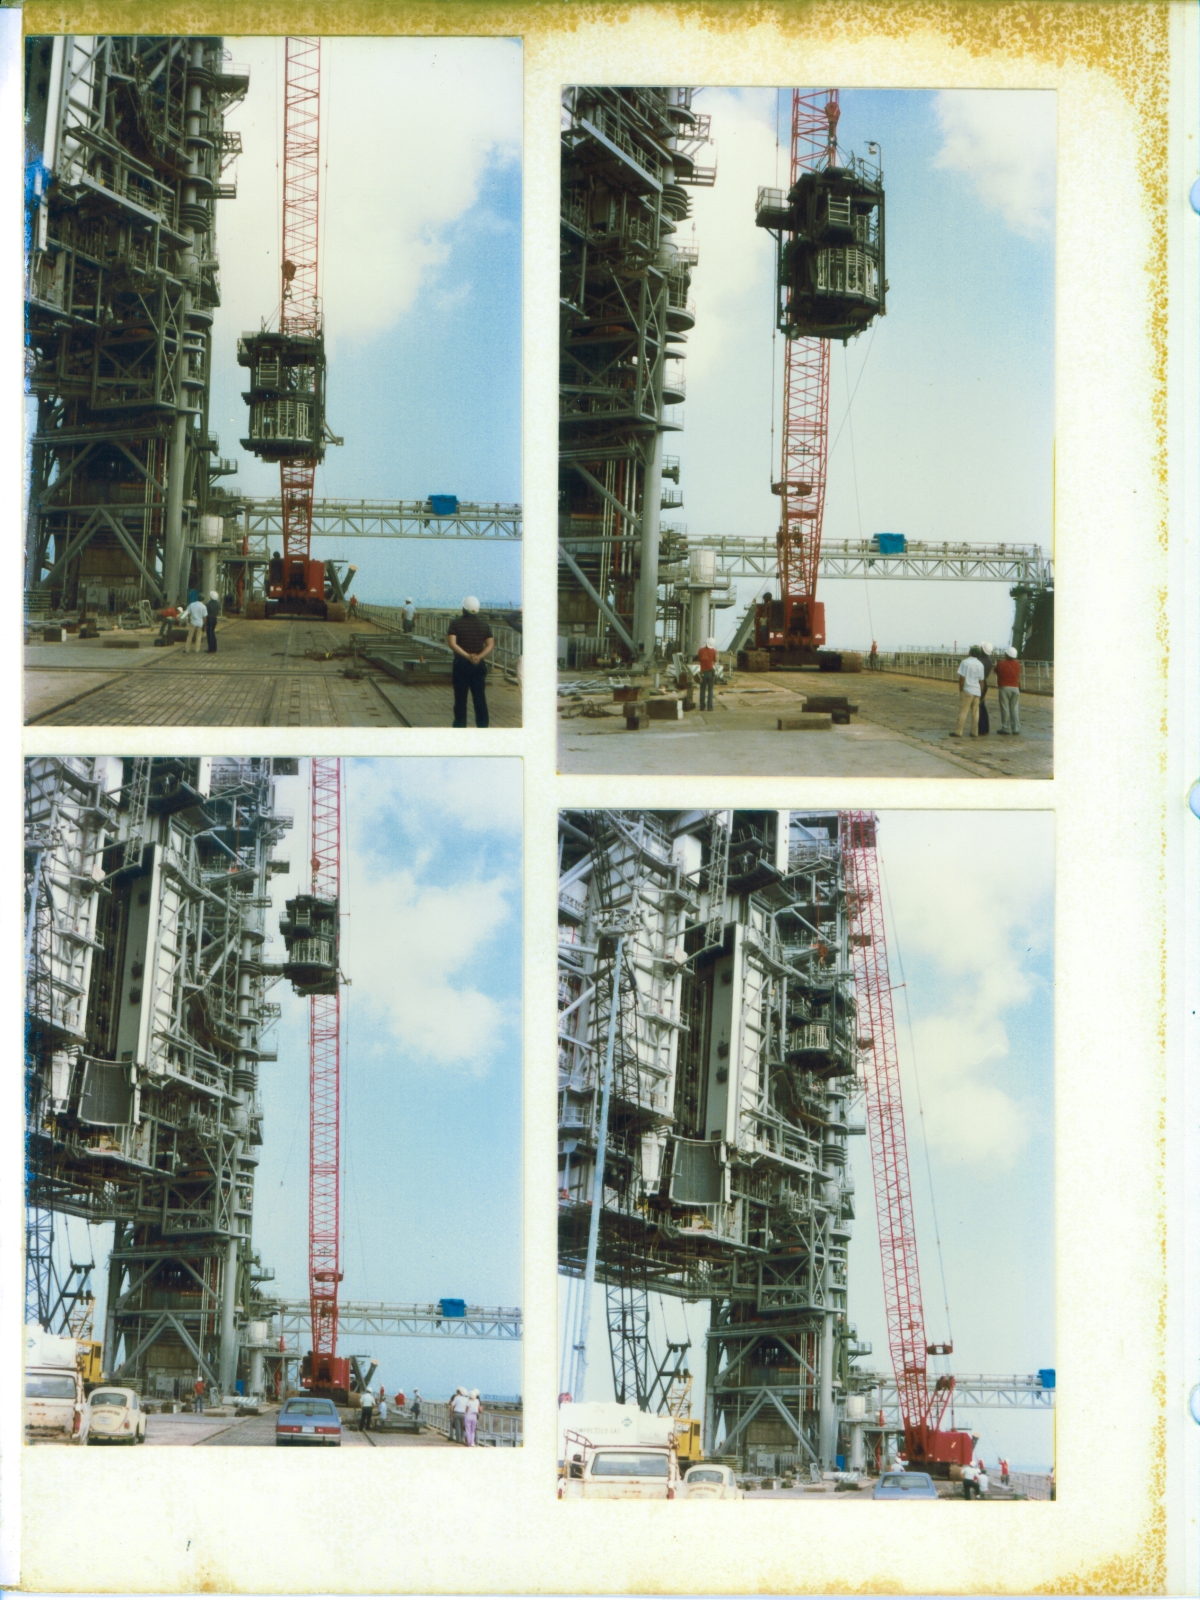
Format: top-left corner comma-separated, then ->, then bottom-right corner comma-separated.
267,1299 -> 523,1341
239,499 -> 522,541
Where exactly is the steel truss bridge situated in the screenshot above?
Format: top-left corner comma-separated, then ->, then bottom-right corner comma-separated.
266,1299 -> 523,1347
230,499 -> 522,542
867,1371 -> 1056,1428
558,533 -> 1052,585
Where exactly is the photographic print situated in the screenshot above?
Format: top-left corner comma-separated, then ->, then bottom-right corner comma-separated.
23,35 -> 522,728
557,809 -> 1053,1501
558,87 -> 1053,778
23,756 -> 522,1449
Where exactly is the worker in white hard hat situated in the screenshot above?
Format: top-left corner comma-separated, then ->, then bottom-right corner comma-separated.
697,635 -> 719,711
464,1389 -> 482,1447
449,1385 -> 470,1444
185,593 -> 207,654
447,598 -> 495,728
204,590 -> 221,655
996,645 -> 1022,735
402,597 -> 416,634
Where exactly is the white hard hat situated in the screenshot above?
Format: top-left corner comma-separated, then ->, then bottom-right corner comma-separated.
470,1390 -> 480,1398
706,637 -> 717,650
210,591 -> 219,600
462,596 -> 480,614
456,1387 -> 466,1395
981,640 -> 993,654
1006,647 -> 1018,658
405,598 -> 413,604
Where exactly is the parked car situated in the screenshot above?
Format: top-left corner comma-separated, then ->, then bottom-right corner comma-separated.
872,1470 -> 939,1500
682,1463 -> 744,1500
24,1324 -> 88,1445
87,1387 -> 146,1445
275,1396 -> 342,1446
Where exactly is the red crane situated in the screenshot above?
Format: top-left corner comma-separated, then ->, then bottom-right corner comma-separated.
239,37 -> 341,617
307,758 -> 344,1397
840,810 -> 975,1475
754,90 -> 885,667
770,91 -> 837,658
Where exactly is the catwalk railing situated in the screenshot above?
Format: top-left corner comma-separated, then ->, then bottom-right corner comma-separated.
356,605 -> 522,683
870,653 -> 1054,696
420,1398 -> 523,1447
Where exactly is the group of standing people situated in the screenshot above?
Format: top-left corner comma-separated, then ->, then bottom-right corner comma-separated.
448,1386 -> 483,1446
358,1383 -> 423,1431
952,641 -> 1023,738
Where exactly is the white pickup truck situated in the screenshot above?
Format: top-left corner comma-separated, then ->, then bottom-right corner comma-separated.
558,1403 -> 680,1499
25,1324 -> 89,1445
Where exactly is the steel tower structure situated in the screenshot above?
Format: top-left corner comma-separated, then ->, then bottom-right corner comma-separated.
23,37 -> 248,611
24,758 -> 291,1395
558,88 -> 715,665
559,810 -> 872,1471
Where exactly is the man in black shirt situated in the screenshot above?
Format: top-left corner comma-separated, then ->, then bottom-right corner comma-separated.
205,591 -> 220,653
448,597 -> 494,727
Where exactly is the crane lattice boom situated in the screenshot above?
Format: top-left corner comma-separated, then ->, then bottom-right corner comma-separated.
840,810 -> 972,1470
777,89 -> 837,644
279,37 -> 322,594
308,758 -> 342,1373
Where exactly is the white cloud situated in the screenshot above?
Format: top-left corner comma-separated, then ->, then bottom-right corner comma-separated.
350,757 -> 522,843
681,89 -> 778,386
933,90 -> 1056,238
216,37 -> 521,353
878,811 -> 1054,1168
344,865 -> 517,1074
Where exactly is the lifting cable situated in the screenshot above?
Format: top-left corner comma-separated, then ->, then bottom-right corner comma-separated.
877,847 -> 955,1357
841,344 -> 875,646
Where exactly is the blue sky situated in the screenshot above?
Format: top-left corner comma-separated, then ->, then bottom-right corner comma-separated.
676,88 -> 1056,652
254,758 -> 524,1399
559,809 -> 1055,1469
209,38 -> 522,610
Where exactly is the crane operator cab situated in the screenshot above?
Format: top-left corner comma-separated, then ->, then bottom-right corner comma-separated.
755,150 -> 886,343
279,893 -> 339,995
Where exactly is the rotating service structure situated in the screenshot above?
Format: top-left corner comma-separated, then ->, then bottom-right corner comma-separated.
24,757 -> 293,1398
559,810 -> 874,1471
558,88 -> 716,665
24,36 -> 249,611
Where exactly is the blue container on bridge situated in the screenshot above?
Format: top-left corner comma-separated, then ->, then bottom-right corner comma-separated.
871,533 -> 906,554
429,495 -> 459,516
1038,1368 -> 1056,1389
439,1297 -> 466,1318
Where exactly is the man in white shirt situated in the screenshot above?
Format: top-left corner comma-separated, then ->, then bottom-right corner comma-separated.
185,596 -> 207,654
449,1386 -> 470,1443
951,651 -> 985,737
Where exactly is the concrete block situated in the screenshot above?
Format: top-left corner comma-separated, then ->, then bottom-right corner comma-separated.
777,713 -> 833,731
624,708 -> 649,730
646,697 -> 682,720
613,686 -> 643,703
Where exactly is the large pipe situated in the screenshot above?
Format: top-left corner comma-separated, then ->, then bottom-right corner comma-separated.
569,936 -> 623,1402
217,1229 -> 240,1394
819,1310 -> 835,1465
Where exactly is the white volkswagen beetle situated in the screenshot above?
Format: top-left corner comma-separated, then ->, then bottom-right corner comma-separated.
86,1386 -> 146,1444
682,1463 -> 744,1500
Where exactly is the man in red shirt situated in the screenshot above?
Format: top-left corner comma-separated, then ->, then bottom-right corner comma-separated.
697,637 -> 718,711
995,647 -> 1022,734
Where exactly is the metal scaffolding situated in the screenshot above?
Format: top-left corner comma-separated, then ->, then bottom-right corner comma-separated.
558,809 -> 873,1471
24,757 -> 291,1397
24,36 -> 248,611
559,88 -> 714,665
